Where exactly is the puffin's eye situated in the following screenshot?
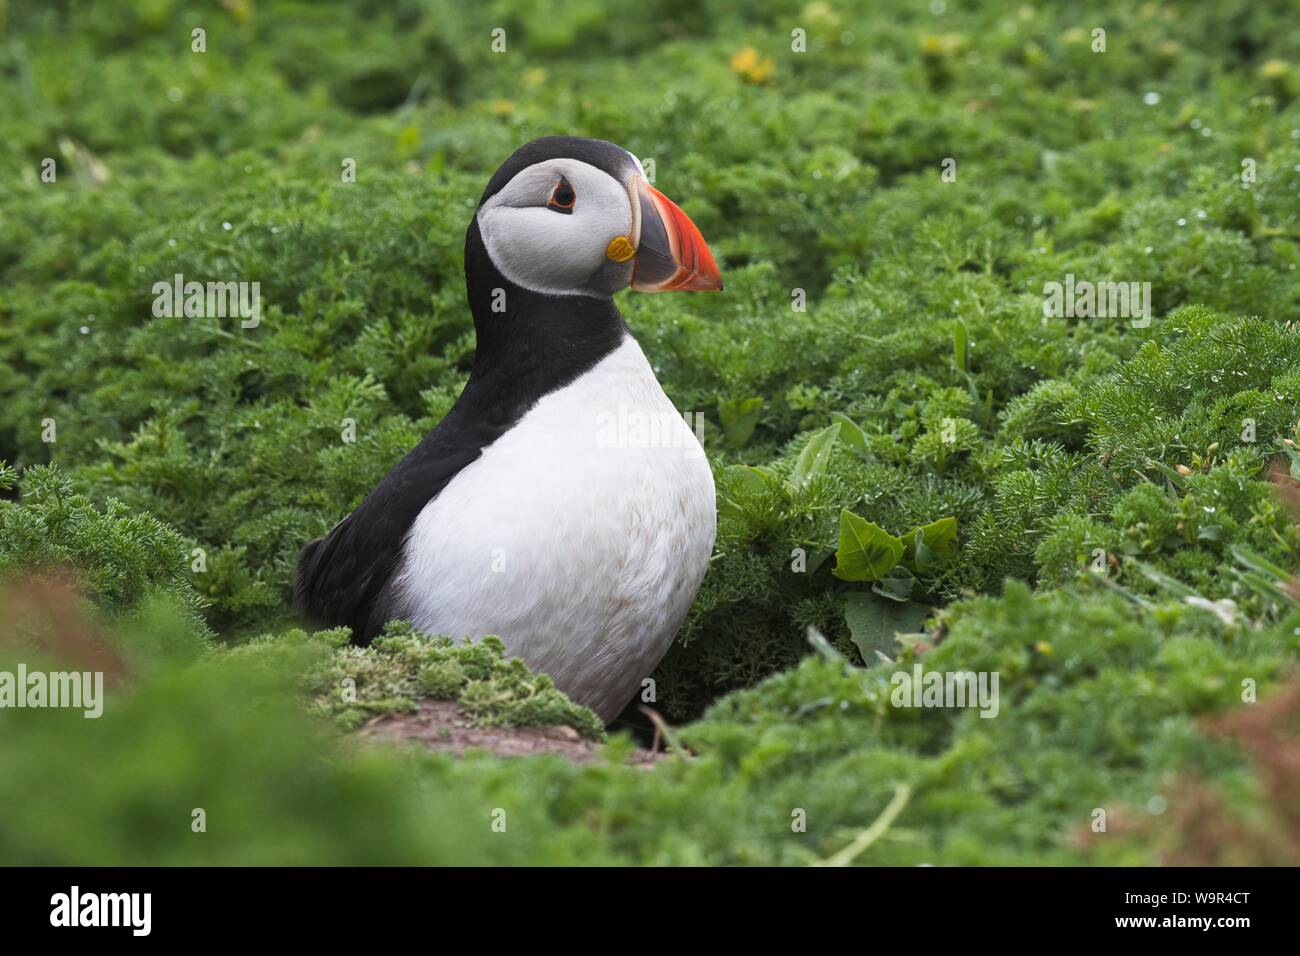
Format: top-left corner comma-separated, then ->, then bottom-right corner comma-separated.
548,178 -> 576,214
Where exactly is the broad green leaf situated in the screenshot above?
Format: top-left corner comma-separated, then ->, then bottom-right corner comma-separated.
724,464 -> 775,495
830,412 -> 872,462
788,422 -> 840,490
832,509 -> 904,582
901,516 -> 958,572
718,397 -> 764,447
843,591 -> 931,661
872,569 -> 917,602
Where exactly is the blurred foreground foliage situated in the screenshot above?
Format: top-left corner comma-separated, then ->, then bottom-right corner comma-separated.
1,0 -> 1300,863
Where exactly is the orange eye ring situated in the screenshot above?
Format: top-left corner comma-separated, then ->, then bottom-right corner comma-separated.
548,177 -> 576,214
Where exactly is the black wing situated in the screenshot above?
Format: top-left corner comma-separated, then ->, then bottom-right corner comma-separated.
293,414 -> 497,644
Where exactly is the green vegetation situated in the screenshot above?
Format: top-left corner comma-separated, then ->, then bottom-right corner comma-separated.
304,622 -> 608,738
2,0 -> 1299,864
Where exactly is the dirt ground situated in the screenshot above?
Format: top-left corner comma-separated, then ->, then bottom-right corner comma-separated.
359,700 -> 668,766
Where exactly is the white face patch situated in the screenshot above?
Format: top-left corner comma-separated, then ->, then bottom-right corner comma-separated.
477,158 -> 635,297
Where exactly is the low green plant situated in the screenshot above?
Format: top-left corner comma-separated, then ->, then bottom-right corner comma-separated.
2,0 -> 1299,865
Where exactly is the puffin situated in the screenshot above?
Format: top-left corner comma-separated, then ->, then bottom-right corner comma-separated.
295,135 -> 722,721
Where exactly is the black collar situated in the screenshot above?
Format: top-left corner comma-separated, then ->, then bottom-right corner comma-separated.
459,216 -> 628,429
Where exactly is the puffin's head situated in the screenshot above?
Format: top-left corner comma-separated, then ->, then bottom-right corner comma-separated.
473,135 -> 722,298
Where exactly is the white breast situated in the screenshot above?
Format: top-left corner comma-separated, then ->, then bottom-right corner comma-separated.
389,336 -> 716,720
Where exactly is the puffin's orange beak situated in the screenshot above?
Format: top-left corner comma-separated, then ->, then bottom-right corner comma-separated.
628,179 -> 723,292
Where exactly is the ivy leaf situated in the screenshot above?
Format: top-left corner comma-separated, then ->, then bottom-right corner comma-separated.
832,509 -> 904,581
900,516 -> 958,573
718,397 -> 764,448
843,591 -> 931,661
788,422 -> 840,490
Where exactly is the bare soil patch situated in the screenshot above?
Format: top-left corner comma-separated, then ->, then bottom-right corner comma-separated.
359,700 -> 667,766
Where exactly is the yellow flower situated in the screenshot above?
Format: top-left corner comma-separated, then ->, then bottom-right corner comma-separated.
730,47 -> 774,84
920,34 -> 963,58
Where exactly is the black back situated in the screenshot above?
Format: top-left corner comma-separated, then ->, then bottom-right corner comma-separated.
294,138 -> 631,642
